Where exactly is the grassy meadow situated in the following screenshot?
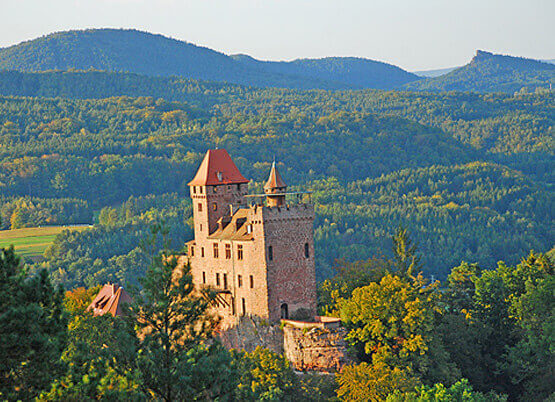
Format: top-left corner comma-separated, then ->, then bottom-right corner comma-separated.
0,226 -> 91,261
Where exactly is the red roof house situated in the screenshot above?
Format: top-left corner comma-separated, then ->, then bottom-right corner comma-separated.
87,283 -> 133,317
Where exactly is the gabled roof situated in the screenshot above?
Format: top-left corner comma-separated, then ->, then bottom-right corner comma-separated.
87,284 -> 133,317
188,149 -> 249,186
208,208 -> 254,241
264,161 -> 287,190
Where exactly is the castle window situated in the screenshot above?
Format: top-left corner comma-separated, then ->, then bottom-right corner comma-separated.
200,187 -> 203,194
231,297 -> 236,315
193,186 -> 196,194
281,303 -> 289,319
237,244 -> 243,260
190,246 -> 194,257
213,186 -> 217,193
199,224 -> 202,232
238,275 -> 242,288
246,224 -> 253,234
249,275 -> 254,288
268,246 -> 273,261
213,203 -> 218,211
213,243 -> 219,258
223,274 -> 228,289
241,298 -> 246,316
304,243 -> 309,258
198,203 -> 202,212
236,184 -> 241,191
202,271 -> 206,284
216,273 -> 220,287
225,244 -> 231,259
201,247 -> 205,257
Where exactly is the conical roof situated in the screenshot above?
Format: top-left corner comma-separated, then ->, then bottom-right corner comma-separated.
264,161 -> 287,190
188,149 -> 249,186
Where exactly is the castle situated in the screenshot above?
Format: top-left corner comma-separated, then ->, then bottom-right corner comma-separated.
183,149 -> 317,325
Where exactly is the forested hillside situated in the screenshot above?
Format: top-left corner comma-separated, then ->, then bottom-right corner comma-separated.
0,28 -> 419,89
406,50 -> 555,93
0,78 -> 552,285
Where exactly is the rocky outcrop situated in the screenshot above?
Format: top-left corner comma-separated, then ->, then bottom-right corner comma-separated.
283,324 -> 352,373
218,316 -> 283,354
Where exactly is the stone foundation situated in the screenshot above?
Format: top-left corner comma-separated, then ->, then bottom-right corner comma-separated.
283,322 -> 352,373
218,315 -> 353,373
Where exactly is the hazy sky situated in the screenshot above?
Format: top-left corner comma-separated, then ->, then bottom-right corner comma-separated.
2,0 -> 554,71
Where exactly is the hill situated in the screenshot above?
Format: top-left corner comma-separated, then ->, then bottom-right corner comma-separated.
0,28 -> 419,90
406,50 -> 555,93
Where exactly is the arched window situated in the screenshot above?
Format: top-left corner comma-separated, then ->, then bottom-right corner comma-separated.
280,303 -> 289,319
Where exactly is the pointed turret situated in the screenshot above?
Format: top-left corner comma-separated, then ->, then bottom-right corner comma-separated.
264,161 -> 287,207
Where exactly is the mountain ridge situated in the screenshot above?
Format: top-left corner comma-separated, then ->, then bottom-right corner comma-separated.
0,28 -> 419,90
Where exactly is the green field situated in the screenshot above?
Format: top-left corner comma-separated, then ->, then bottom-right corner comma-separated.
0,226 -> 91,261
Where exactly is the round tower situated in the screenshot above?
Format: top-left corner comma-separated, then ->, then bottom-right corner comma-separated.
264,161 -> 287,207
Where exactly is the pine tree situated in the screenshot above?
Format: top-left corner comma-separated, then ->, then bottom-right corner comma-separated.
0,247 -> 68,400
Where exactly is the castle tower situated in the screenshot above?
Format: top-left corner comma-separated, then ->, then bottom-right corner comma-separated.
264,161 -> 287,207
184,149 -> 316,326
188,149 -> 249,237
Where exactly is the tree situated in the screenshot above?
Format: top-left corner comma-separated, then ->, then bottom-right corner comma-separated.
336,361 -> 419,402
340,274 -> 458,384
233,346 -> 300,401
126,247 -> 236,401
391,226 -> 421,279
386,378 -> 507,402
0,247 -> 68,400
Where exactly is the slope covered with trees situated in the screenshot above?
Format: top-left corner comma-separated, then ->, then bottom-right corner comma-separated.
0,29 -> 419,90
405,50 -> 555,93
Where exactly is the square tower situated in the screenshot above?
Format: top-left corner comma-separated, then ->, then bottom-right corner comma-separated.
183,149 -> 317,326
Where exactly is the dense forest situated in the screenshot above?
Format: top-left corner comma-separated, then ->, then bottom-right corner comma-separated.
0,29 -> 419,90
406,50 -> 555,93
0,30 -> 553,401
0,76 -> 552,283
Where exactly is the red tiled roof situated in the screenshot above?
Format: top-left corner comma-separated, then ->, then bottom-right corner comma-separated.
188,149 -> 249,186
87,284 -> 133,317
264,161 -> 287,190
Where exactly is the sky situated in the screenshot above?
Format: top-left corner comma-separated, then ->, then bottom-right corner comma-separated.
1,0 -> 554,71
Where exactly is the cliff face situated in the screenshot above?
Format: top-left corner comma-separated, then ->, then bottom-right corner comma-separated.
283,326 -> 353,373
218,316 -> 354,373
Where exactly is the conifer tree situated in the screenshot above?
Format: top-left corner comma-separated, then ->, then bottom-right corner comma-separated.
0,247 -> 67,400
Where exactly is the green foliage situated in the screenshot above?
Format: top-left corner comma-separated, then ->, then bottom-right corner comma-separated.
406,50 -> 555,93
0,29 -> 418,90
386,378 -> 507,402
0,247 -> 68,400
233,347 -> 300,401
336,361 -> 419,402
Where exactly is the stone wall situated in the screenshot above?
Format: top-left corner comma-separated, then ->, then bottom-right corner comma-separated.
283,325 -> 352,373
218,316 -> 283,354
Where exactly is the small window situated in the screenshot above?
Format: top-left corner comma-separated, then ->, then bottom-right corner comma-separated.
213,203 -> 218,211
213,243 -> 219,258
201,247 -> 205,257
304,243 -> 309,258
268,246 -> 273,261
249,275 -> 254,289
241,298 -> 246,316
216,273 -> 220,287
190,246 -> 194,257
225,244 -> 231,259
246,224 -> 253,234
213,186 -> 218,193
281,303 -> 289,319
199,224 -> 202,232
202,271 -> 206,284
237,244 -> 243,260
198,203 -> 203,212
231,297 -> 236,315
223,273 -> 228,289
238,275 -> 243,288
200,187 -> 203,194
236,184 -> 241,191
193,186 -> 196,194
